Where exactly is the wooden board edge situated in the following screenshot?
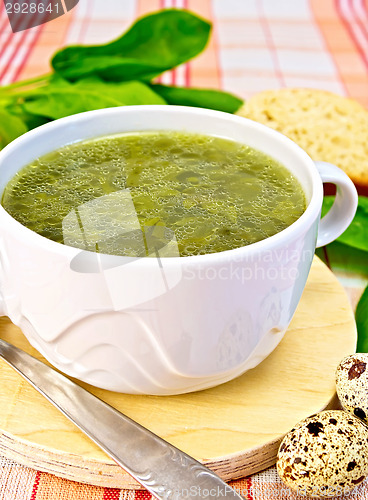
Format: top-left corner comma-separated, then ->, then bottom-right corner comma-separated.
0,393 -> 342,489
202,392 -> 341,481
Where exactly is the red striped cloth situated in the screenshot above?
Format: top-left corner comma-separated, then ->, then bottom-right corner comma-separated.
1,1 -> 368,498
2,0 -> 368,106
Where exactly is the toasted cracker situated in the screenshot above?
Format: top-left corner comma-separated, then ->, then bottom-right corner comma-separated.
237,88 -> 368,189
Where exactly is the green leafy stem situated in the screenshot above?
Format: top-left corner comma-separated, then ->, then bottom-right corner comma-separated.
0,9 -> 243,149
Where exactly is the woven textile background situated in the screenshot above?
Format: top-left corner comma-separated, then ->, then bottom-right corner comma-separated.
1,0 -> 368,106
1,0 -> 368,498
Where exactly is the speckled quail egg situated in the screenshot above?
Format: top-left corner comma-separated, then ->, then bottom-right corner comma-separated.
277,410 -> 368,498
336,353 -> 368,424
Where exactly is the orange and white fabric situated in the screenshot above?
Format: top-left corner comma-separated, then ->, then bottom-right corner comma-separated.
1,0 -> 368,498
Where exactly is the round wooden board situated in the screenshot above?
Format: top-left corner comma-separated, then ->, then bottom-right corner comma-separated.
0,257 -> 357,489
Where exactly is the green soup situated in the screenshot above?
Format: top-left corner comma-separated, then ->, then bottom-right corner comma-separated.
1,131 -> 306,257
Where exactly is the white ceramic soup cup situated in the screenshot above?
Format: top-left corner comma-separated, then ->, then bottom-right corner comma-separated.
0,106 -> 357,395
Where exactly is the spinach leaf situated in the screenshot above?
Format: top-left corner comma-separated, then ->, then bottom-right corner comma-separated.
322,196 -> 368,252
356,285 -> 368,352
0,109 -> 27,149
316,242 -> 368,276
21,79 -> 166,120
76,78 -> 166,105
5,99 -> 50,130
10,107 -> 50,130
51,10 -> 211,82
150,84 -> 243,113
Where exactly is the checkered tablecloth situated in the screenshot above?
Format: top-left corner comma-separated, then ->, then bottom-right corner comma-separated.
1,0 -> 368,498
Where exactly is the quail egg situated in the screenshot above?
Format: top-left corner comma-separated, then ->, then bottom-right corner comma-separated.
336,353 -> 368,423
277,410 -> 368,497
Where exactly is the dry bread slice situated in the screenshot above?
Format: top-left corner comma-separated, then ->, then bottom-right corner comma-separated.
237,88 -> 368,193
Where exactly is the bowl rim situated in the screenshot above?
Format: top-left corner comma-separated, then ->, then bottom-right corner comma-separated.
0,105 -> 323,266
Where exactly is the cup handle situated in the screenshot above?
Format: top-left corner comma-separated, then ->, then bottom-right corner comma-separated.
315,161 -> 358,248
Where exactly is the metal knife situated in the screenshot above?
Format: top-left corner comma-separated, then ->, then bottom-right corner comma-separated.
0,339 -> 244,499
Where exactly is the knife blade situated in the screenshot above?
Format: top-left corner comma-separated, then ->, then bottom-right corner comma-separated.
0,338 -> 245,499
